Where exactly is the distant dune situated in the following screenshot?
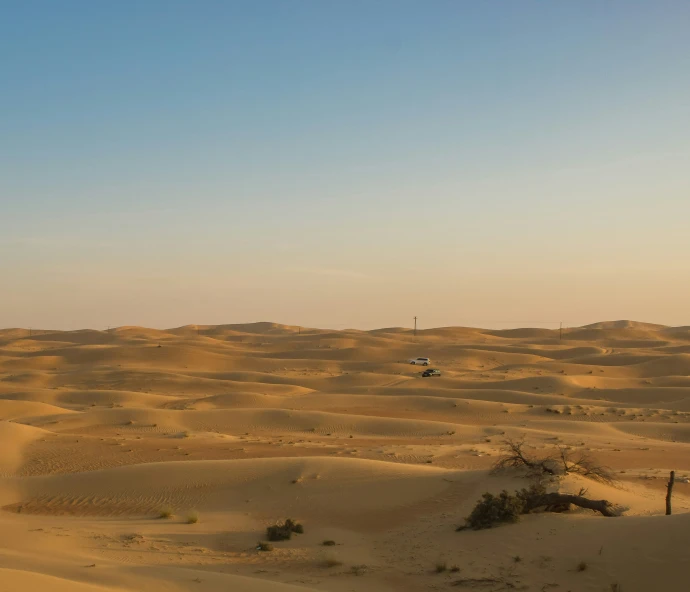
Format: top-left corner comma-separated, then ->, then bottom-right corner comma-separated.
0,321 -> 689,591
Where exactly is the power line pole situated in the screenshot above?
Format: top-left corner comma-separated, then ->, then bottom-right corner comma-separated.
414,316 -> 417,337
559,321 -> 562,341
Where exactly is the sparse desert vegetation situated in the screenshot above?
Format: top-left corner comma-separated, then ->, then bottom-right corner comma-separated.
0,321 -> 688,592
461,442 -> 624,530
186,510 -> 199,524
350,565 -> 368,576
492,438 -> 616,484
320,555 -> 343,568
266,518 -> 304,541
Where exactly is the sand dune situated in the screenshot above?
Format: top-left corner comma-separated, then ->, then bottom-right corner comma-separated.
0,422 -> 49,475
10,457 -> 453,519
1,321 -> 689,591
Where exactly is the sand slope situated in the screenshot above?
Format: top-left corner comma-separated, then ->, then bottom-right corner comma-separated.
1,321 -> 689,591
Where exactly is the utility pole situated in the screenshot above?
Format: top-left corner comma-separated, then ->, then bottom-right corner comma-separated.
559,321 -> 562,341
414,316 -> 417,337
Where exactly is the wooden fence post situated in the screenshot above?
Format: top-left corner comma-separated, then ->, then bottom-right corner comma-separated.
666,470 -> 675,515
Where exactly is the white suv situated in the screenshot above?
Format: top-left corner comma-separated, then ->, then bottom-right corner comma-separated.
409,357 -> 430,366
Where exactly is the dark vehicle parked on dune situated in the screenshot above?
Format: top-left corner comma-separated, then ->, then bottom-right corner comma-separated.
421,369 -> 441,377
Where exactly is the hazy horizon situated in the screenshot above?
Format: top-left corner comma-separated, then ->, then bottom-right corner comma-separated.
1,318 -> 685,334
3,1 -> 689,331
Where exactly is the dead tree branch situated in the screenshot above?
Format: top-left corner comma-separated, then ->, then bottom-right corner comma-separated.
493,439 -> 615,485
523,492 -> 623,517
491,439 -> 558,477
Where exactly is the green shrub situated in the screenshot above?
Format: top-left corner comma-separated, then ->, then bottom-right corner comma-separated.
322,540 -> 336,546
266,523 -> 291,541
464,490 -> 524,530
257,541 -> 273,551
463,483 -> 548,530
266,518 -> 304,541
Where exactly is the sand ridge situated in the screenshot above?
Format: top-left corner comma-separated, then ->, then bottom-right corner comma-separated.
1,321 -> 689,591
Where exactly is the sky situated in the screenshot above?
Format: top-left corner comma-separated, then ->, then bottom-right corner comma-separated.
2,0 -> 689,330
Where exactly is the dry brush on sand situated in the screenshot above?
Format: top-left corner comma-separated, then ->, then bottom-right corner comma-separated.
492,438 -> 617,484
460,439 -> 625,530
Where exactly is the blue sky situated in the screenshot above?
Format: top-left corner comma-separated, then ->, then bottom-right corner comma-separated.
2,1 -> 689,329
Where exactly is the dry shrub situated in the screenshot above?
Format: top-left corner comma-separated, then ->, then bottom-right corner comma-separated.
462,482 -> 582,530
266,518 -> 304,541
320,555 -> 343,568
492,439 -> 615,485
463,489 -> 528,530
461,478 -> 622,530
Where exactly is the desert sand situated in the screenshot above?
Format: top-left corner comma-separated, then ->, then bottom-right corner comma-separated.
0,320 -> 689,591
